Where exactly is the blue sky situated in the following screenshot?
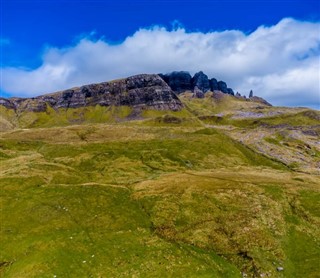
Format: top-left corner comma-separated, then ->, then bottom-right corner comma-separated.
1,0 -> 320,108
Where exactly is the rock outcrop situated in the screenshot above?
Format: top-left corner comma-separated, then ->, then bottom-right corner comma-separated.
0,74 -> 183,112
1,72 -> 271,113
217,81 -> 228,94
160,71 -> 234,96
193,86 -> 205,98
159,71 -> 192,93
0,98 -> 16,109
192,71 -> 210,93
210,78 -> 219,91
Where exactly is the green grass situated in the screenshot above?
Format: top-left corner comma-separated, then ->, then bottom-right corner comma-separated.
1,99 -> 319,277
299,190 -> 320,218
284,228 -> 320,278
264,138 -> 278,147
1,98 -> 318,131
231,111 -> 320,128
2,177 -> 319,277
1,123 -> 319,277
2,183 -> 242,277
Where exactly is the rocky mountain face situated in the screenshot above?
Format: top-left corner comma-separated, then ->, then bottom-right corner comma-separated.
0,74 -> 183,112
159,71 -> 235,95
192,71 -> 211,93
158,71 -> 192,93
0,72 -> 270,114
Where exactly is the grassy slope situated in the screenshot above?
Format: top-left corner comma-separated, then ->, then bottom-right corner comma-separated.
0,94 -> 319,277
1,123 -> 319,277
0,105 -> 197,131
180,94 -> 320,174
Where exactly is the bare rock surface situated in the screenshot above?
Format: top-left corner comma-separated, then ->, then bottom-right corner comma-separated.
0,74 -> 183,112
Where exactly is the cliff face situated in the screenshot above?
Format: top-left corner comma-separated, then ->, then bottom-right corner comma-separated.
0,72 -> 271,114
159,71 -> 235,95
159,71 -> 192,93
0,74 -> 183,112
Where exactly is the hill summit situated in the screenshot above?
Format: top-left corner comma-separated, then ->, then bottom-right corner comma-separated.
0,72 -> 270,114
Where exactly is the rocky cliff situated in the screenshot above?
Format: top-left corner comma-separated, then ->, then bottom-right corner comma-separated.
158,71 -> 192,93
0,72 -> 270,114
0,74 -> 183,112
159,71 -> 235,95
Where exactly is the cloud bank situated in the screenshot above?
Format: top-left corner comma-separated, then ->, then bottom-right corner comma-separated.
2,18 -> 320,108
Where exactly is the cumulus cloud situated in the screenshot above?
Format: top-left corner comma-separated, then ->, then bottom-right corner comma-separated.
1,18 -> 320,108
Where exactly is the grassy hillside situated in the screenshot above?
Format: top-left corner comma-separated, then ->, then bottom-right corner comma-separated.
179,93 -> 320,174
1,93 -> 319,277
1,121 -> 319,277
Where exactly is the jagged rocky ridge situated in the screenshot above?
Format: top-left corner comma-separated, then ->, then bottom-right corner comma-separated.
159,71 -> 235,95
0,74 -> 183,112
0,72 -> 270,113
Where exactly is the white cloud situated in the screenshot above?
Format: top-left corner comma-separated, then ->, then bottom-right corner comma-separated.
1,18 -> 320,108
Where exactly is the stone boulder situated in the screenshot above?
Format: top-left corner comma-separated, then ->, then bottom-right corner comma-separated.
193,86 -> 205,98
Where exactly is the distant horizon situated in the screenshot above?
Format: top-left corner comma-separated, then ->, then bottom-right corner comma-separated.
1,0 -> 320,109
